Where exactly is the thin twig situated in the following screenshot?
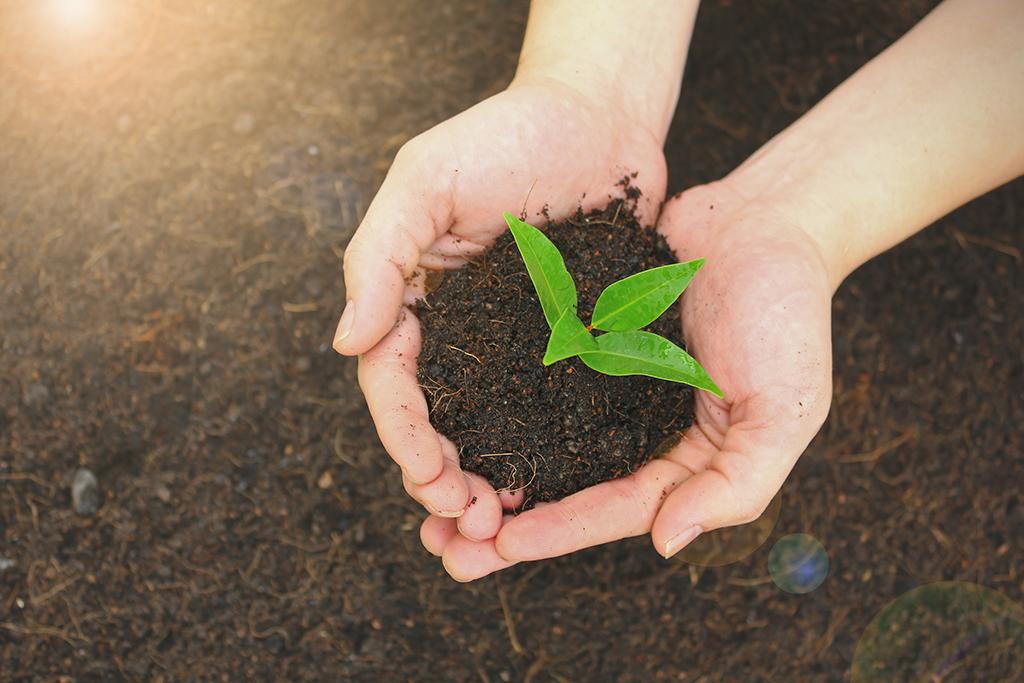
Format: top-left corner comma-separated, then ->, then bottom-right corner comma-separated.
839,427 -> 918,464
0,621 -> 82,647
495,575 -> 526,655
950,228 -> 1022,263
503,454 -> 538,494
446,344 -> 482,364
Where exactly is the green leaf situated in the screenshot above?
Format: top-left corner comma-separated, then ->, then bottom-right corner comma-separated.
579,330 -> 723,396
503,212 -> 576,328
591,259 -> 705,331
543,310 -> 597,365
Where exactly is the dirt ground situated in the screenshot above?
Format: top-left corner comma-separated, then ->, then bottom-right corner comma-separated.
1,1 -> 1021,681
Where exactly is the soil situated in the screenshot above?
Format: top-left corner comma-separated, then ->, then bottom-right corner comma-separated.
417,200 -> 694,508
2,1 -> 1022,681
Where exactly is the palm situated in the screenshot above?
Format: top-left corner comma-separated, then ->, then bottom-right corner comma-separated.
409,80 -> 668,266
344,81 -> 670,547
652,182 -> 834,521
428,181 -> 836,580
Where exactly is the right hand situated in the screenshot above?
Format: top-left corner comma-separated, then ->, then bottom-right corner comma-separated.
336,76 -> 670,564
422,179 -> 837,581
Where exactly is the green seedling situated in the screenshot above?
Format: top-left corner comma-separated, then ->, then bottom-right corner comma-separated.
504,212 -> 723,397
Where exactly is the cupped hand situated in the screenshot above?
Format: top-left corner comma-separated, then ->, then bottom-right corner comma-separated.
429,180 -> 836,581
336,76 -> 669,543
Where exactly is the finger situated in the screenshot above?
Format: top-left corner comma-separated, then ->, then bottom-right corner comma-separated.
425,232 -> 490,259
420,232 -> 492,271
401,267 -> 429,307
651,441 -> 793,560
498,488 -> 523,511
403,469 -> 469,518
420,515 -> 458,557
650,400 -> 815,558
495,459 -> 691,562
403,437 -> 470,517
335,141 -> 450,356
357,310 -> 444,485
419,252 -> 470,271
456,473 -> 503,541
442,524 -> 518,582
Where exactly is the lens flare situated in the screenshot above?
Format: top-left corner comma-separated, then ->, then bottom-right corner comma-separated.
853,582 -> 1024,681
676,490 -> 782,567
49,0 -> 100,33
768,533 -> 829,594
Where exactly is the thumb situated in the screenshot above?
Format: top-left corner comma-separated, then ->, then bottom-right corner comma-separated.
650,413 -> 809,558
334,141 -> 453,356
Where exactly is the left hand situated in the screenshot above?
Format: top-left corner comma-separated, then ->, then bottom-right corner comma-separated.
424,180 -> 835,581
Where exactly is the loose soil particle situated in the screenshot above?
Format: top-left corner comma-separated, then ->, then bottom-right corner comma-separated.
417,199 -> 695,508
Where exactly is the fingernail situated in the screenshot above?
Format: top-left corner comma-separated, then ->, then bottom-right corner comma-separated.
661,525 -> 702,558
333,300 -> 355,350
423,500 -> 466,518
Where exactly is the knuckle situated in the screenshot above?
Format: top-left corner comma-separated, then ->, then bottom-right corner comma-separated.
355,356 -> 375,393
342,232 -> 365,270
393,135 -> 432,172
733,496 -> 769,525
399,453 -> 438,485
709,461 -> 766,525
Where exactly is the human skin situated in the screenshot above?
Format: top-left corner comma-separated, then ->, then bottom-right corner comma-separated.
339,0 -> 1024,580
335,1 -> 699,541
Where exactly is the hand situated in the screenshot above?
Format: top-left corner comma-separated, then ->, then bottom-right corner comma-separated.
425,0 -> 1024,580
427,180 -> 835,580
338,77 -> 669,545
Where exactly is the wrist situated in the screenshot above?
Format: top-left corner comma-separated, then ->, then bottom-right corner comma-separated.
511,0 -> 698,144
723,125 -> 879,291
510,55 -> 678,147
724,0 -> 1024,291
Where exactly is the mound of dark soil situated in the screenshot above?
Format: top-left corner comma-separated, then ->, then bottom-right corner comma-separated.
417,200 -> 695,508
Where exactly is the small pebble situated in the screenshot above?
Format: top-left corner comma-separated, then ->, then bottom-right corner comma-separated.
0,557 -> 15,573
71,468 -> 101,516
294,356 -> 312,373
317,471 -> 333,489
155,483 -> 172,503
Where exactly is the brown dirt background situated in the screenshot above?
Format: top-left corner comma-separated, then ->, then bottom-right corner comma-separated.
1,1 -> 1021,681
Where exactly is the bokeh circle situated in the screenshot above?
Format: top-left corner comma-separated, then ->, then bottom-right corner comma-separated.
2,1 -> 161,86
767,533 -> 829,594
852,581 -> 1024,682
